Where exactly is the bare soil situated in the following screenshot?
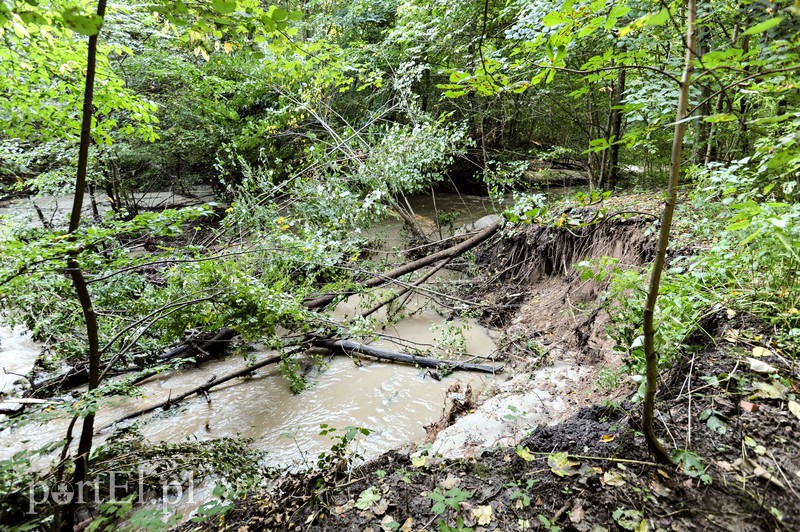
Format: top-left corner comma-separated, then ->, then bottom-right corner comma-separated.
187,205 -> 800,531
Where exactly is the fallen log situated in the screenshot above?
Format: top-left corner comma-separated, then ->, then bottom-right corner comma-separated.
314,339 -> 500,374
360,258 -> 453,319
98,352 -> 282,432
304,219 -> 502,310
157,327 -> 238,362
28,328 -> 238,398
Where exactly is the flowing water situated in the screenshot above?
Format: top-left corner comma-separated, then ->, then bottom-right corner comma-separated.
0,192 -> 504,516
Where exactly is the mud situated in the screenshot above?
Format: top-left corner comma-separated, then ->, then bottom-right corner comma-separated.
207,207 -> 799,531
213,321 -> 797,531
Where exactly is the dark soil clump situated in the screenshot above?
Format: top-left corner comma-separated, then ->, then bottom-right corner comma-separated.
191,315 -> 799,531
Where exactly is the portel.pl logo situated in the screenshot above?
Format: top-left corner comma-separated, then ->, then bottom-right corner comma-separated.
28,469 -> 194,514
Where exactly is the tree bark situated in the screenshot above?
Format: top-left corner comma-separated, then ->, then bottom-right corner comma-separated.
56,1 -> 107,528
642,0 -> 696,464
314,339 -> 499,374
303,219 -> 502,309
607,66 -> 626,190
98,353 -> 283,431
27,328 -> 238,398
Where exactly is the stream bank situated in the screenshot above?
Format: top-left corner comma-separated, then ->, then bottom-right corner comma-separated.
203,200 -> 800,532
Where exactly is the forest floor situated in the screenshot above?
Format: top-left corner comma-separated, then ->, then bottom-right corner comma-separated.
188,193 -> 800,532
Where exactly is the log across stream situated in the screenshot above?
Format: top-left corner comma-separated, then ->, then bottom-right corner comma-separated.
0,194 -> 502,490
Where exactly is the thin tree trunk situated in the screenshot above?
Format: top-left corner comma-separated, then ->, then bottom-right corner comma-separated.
607,66 -> 626,190
587,94 -> 597,192
642,0 -> 696,464
56,1 -> 107,528
98,354 -> 283,431
303,219 -> 501,309
314,339 -> 498,374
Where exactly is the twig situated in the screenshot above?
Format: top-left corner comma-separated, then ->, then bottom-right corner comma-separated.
518,450 -> 666,468
687,352 -> 695,447
768,450 -> 800,503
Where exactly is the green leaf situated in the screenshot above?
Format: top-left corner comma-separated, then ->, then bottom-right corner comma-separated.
62,8 -> 104,36
703,113 -> 737,123
726,219 -> 750,231
578,17 -> 604,37
645,7 -> 670,27
700,49 -> 743,68
589,0 -> 606,12
269,6 -> 288,21
516,445 -> 535,461
288,9 -> 303,21
19,10 -> 48,25
543,11 -> 568,26
742,17 -> 783,36
547,452 -> 579,477
354,486 -> 381,510
673,449 -> 706,478
775,231 -> 800,262
211,0 -> 236,15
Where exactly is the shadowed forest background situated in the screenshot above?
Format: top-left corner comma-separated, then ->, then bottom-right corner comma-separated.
1,0 -> 799,530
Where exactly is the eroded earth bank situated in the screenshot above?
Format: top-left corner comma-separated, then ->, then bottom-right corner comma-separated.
190,196 -> 800,532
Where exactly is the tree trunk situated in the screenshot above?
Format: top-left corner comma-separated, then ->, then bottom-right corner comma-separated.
303,219 -> 501,309
607,66 -> 626,190
314,339 -> 499,374
642,0 -> 696,464
56,1 -> 107,528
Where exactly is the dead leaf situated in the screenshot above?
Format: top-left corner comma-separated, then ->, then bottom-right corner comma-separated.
656,468 -> 670,479
713,396 -> 735,409
548,452 -> 580,477
373,498 -> 389,516
747,357 -> 777,374
400,518 -> 414,532
724,329 -> 740,343
751,346 -> 773,358
650,479 -> 672,497
753,465 -> 786,491
569,504 -> 585,524
472,505 -> 493,526
740,400 -> 760,413
439,474 -> 461,490
600,434 -> 616,443
726,309 -> 737,319
789,400 -> 800,420
602,471 -> 626,487
715,460 -> 734,472
751,379 -> 788,400
380,516 -> 398,532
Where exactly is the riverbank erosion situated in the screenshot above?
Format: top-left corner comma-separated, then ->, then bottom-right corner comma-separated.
2,192 -> 798,531
192,202 -> 800,531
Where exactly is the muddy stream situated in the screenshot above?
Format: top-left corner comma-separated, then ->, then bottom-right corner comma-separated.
0,190 -> 593,520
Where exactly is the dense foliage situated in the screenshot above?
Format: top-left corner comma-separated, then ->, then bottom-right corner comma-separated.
0,0 -> 798,528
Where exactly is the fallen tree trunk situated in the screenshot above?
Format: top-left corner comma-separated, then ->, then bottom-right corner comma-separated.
360,258 -> 454,319
98,352 -> 282,431
157,327 -> 238,362
315,339 -> 500,374
28,328 -> 238,398
304,219 -> 502,310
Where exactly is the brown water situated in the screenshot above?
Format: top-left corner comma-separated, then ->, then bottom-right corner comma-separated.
0,193 -> 503,517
